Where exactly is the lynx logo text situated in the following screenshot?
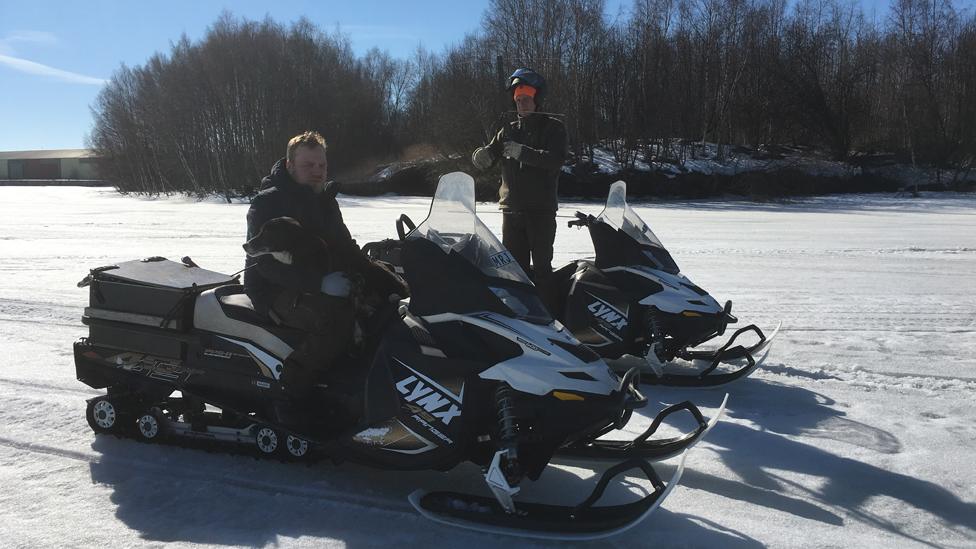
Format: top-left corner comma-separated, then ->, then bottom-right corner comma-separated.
588,299 -> 629,331
395,375 -> 462,425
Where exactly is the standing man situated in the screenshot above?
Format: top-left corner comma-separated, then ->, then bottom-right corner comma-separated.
471,68 -> 567,310
244,130 -> 359,407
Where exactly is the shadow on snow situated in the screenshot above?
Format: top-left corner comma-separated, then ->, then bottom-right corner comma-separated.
655,374 -> 975,547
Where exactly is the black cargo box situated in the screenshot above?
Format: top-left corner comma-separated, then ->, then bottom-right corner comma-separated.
81,257 -> 237,332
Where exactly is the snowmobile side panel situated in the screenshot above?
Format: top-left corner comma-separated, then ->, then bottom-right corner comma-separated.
560,263 -> 637,359
75,340 -> 194,396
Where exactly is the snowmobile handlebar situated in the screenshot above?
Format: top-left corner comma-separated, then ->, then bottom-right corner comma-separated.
396,214 -> 417,240
567,211 -> 595,228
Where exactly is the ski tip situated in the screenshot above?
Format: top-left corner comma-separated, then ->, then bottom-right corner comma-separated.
690,394 -> 729,449
718,392 -> 730,415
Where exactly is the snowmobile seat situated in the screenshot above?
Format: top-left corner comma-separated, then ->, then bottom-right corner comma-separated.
193,287 -> 298,360
214,286 -> 267,325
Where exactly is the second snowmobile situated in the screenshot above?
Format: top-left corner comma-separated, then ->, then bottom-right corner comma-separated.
74,172 -> 724,540
551,181 -> 778,387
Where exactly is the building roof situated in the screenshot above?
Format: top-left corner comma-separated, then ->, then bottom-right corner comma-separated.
0,149 -> 96,160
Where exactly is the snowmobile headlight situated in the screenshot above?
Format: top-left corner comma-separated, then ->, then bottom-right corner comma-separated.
682,311 -> 702,317
552,391 -> 585,401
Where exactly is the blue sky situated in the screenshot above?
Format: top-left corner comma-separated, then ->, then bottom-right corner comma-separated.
0,0 -> 893,151
1,0 -> 540,151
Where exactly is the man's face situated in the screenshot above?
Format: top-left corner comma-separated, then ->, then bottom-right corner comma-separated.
515,94 -> 536,116
287,145 -> 328,188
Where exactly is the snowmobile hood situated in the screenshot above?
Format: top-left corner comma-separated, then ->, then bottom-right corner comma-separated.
619,266 -> 724,314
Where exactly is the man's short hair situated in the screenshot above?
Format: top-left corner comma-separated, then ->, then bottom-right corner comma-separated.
286,131 -> 328,164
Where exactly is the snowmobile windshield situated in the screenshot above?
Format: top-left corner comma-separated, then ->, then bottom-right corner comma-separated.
406,172 -> 551,324
597,181 -> 680,274
410,172 -> 532,284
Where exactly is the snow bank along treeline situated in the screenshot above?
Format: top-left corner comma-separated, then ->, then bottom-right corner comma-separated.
90,0 -> 976,197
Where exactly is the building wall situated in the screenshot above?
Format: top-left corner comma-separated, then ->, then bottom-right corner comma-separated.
0,155 -> 99,179
61,158 -> 99,179
24,159 -> 60,179
80,158 -> 99,179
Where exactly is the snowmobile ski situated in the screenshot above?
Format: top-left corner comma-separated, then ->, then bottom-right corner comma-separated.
408,452 -> 687,541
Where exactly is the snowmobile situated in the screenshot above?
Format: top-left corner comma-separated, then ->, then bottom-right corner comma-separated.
74,172 -> 724,540
552,180 -> 779,387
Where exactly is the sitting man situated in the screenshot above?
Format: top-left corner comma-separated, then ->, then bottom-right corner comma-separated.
244,131 -> 361,412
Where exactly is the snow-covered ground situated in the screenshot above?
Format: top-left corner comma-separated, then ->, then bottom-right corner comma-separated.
573,142 -> 860,178
571,142 -> 976,190
1,186 -> 974,548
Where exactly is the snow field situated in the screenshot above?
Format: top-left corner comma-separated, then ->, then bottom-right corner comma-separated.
0,186 -> 974,547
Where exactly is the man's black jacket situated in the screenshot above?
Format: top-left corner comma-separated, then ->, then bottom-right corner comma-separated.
243,158 -> 358,314
485,113 -> 567,213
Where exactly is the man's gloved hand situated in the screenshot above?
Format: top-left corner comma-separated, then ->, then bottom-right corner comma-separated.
320,272 -> 351,297
502,141 -> 524,160
471,146 -> 493,170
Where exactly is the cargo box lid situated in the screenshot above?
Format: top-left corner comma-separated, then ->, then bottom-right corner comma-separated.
81,257 -> 236,290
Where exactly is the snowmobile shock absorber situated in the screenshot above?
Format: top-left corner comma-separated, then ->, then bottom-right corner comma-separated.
644,311 -> 670,362
494,384 -> 522,483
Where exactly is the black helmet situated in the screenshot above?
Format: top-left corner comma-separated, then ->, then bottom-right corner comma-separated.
507,68 -> 546,102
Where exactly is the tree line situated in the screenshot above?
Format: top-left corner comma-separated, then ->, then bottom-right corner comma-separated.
90,0 -> 976,195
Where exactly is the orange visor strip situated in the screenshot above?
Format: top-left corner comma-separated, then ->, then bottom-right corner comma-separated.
513,84 -> 537,99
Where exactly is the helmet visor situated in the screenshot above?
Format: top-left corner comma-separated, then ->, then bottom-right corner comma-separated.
513,84 -> 537,99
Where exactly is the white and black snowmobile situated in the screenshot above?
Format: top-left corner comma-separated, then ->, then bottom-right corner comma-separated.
74,172 -> 724,540
551,181 -> 779,387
